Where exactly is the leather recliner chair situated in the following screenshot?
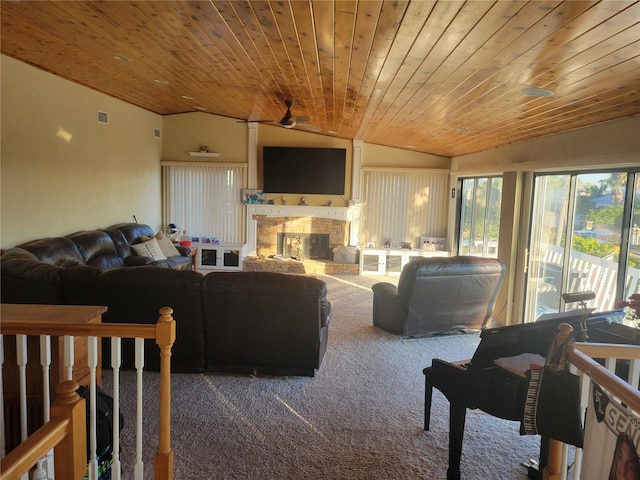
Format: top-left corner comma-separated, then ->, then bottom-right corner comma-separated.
372,256 -> 505,337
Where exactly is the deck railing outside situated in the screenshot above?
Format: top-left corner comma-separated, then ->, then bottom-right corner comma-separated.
543,245 -> 640,311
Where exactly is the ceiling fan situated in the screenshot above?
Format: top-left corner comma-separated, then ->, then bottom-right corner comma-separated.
238,99 -> 315,129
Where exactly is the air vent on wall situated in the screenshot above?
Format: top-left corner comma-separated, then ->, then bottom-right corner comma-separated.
154,128 -> 161,138
97,110 -> 109,125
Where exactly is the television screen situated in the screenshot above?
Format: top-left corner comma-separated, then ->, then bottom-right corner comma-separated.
263,146 -> 346,195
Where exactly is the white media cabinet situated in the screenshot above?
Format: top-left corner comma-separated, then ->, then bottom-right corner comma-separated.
193,242 -> 247,271
359,248 -> 450,275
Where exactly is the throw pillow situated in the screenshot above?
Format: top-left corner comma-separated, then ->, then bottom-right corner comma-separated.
131,238 -> 167,261
155,231 -> 181,258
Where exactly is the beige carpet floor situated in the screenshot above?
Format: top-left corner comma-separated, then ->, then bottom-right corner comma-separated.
107,274 -> 545,479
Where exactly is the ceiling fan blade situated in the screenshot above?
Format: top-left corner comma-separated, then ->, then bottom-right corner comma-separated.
293,115 -> 310,123
297,123 -> 322,133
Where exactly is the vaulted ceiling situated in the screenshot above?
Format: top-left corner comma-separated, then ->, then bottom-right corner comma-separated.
2,1 -> 639,157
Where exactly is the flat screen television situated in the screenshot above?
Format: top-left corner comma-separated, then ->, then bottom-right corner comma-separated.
263,146 -> 346,195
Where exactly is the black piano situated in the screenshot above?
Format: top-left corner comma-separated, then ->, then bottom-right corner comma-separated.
423,309 -> 630,480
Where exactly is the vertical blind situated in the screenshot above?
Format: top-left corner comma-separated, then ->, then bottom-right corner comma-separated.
361,169 -> 448,247
162,163 -> 247,242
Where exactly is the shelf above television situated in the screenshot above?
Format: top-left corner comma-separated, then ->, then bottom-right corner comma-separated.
188,151 -> 220,157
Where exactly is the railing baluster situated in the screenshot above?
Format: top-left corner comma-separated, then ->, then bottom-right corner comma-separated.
111,337 -> 122,480
63,336 -> 74,381
39,335 -> 55,478
629,358 -> 640,388
0,334 -> 5,459
87,336 -> 98,480
134,338 -> 144,480
604,357 -> 616,372
16,334 -> 28,480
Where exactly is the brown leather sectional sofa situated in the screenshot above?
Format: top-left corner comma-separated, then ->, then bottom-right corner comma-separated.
1,223 -> 332,376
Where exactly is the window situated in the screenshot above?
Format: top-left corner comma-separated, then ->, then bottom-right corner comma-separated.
525,170 -> 640,321
457,177 -> 502,258
360,169 -> 448,249
162,162 -> 247,242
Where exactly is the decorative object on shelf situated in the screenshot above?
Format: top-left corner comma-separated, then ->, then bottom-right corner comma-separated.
166,223 -> 182,241
383,238 -> 392,248
421,236 -> 447,251
327,200 -> 333,207
366,241 -> 376,248
211,237 -> 220,245
188,146 -> 220,157
180,230 -> 191,247
300,196 -> 308,206
281,196 -> 287,205
401,241 -> 412,249
191,236 -> 200,243
267,198 -> 275,205
242,189 -> 265,204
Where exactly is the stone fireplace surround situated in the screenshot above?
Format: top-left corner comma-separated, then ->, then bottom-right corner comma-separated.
244,205 -> 358,274
254,214 -> 349,259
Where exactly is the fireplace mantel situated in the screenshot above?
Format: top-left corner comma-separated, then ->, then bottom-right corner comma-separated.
246,204 -> 351,220
245,204 -> 354,257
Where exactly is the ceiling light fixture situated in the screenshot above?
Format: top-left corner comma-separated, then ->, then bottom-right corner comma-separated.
327,130 -> 338,135
521,87 -> 555,97
181,95 -> 194,100
113,55 -> 131,63
154,79 -> 169,85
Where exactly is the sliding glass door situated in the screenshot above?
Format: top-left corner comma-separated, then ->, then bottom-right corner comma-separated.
525,170 -> 639,322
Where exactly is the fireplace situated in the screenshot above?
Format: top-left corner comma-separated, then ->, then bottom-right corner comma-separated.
278,233 -> 330,260
253,215 -> 349,259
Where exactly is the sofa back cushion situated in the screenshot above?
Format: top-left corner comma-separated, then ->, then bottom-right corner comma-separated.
107,223 -> 155,258
17,237 -> 85,267
66,230 -> 125,270
201,272 -> 329,371
96,266 -> 206,373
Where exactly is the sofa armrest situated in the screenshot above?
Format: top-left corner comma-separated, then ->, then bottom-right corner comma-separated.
125,255 -> 155,266
320,299 -> 332,328
372,282 -> 399,298
372,282 -> 408,335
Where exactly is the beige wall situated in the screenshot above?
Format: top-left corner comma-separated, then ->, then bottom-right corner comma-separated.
162,112 -> 247,162
257,124 -> 353,206
451,115 -> 640,175
362,143 -> 450,169
1,55 -> 163,248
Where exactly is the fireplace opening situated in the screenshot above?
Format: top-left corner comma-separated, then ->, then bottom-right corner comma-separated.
277,233 -> 330,260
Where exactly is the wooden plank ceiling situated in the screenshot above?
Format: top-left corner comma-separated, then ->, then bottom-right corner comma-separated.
1,0 -> 639,157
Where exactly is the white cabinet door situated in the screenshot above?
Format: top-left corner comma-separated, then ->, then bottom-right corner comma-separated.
195,243 -> 246,271
359,249 -> 387,275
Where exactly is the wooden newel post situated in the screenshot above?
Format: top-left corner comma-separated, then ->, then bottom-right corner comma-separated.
51,380 -> 86,480
543,323 -> 573,480
155,306 -> 176,480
